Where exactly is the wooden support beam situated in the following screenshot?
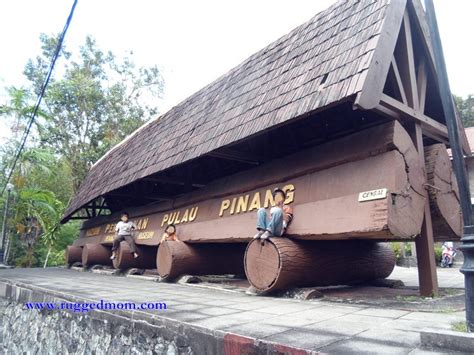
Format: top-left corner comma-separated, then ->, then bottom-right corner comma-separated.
391,56 -> 408,105
377,94 -> 448,141
407,0 -> 438,94
96,198 -> 108,216
91,200 -> 97,218
400,10 -> 419,110
354,0 -> 407,109
107,192 -> 171,201
208,148 -> 262,165
83,203 -> 111,211
409,123 -> 439,297
142,176 -> 205,188
417,59 -> 428,113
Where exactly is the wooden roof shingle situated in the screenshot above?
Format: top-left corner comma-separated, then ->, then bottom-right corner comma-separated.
63,0 -> 397,220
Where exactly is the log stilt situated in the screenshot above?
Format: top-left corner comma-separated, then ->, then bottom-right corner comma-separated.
157,242 -> 246,281
112,242 -> 157,270
82,244 -> 113,267
244,238 -> 396,293
424,143 -> 463,241
65,245 -> 82,265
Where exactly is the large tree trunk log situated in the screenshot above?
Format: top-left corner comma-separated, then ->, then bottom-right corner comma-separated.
82,244 -> 113,267
175,120 -> 425,241
424,144 -> 463,241
74,120 -> 425,245
244,238 -> 396,293
157,241 -> 246,281
65,245 -> 82,265
112,242 -> 157,270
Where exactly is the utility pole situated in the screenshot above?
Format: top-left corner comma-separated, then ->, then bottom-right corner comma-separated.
0,183 -> 14,268
424,0 -> 474,332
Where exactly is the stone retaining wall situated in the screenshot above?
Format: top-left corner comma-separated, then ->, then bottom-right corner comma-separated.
0,281 -> 217,354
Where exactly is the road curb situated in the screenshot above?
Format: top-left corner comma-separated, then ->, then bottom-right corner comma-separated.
420,329 -> 474,352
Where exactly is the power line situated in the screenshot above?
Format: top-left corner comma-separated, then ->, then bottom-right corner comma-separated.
1,0 -> 78,196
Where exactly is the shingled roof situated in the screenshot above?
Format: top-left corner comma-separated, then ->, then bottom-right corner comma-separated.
62,0 -> 403,221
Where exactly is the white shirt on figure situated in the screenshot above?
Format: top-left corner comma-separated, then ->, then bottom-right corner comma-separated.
115,221 -> 137,235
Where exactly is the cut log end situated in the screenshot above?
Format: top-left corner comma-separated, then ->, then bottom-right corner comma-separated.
157,241 -> 246,281
82,244 -> 112,267
424,144 -> 463,241
244,240 -> 281,291
65,245 -> 82,265
245,238 -> 396,293
113,242 -> 157,270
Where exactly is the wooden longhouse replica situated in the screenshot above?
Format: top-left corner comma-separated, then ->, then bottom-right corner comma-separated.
63,0 -> 467,295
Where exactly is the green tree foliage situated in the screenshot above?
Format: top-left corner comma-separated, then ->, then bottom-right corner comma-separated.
454,94 -> 474,128
5,148 -> 67,267
10,33 -> 164,190
0,33 -> 164,267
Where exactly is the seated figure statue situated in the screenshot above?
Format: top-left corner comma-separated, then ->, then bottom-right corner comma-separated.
253,188 -> 293,243
160,224 -> 180,243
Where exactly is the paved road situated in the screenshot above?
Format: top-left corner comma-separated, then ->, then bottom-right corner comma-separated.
389,265 -> 465,289
0,267 -> 467,354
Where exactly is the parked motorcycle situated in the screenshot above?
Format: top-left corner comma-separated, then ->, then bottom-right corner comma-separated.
440,242 -> 456,268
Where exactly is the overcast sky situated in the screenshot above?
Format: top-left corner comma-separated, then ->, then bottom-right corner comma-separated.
0,0 -> 473,143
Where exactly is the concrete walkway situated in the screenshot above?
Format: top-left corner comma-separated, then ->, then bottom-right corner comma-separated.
0,267 -> 468,354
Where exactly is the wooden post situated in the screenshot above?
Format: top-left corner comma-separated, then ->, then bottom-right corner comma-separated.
410,123 -> 439,296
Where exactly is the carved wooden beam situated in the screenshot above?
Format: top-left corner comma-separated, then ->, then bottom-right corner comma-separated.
391,56 -> 408,105
107,192 -> 171,201
142,176 -> 205,188
398,10 -> 419,110
208,148 -> 262,165
417,59 -> 428,113
376,94 -> 448,143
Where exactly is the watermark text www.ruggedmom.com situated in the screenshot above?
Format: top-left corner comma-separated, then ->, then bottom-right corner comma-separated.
24,300 -> 167,313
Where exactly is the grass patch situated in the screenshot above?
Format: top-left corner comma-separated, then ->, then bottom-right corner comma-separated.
452,321 -> 468,332
395,295 -> 421,302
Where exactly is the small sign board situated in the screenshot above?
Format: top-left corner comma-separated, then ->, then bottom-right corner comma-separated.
358,188 -> 388,202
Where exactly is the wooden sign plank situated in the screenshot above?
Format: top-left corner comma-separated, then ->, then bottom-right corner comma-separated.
73,120 -> 425,246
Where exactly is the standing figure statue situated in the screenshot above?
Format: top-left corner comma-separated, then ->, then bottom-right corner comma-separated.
253,188 -> 294,243
110,212 -> 139,260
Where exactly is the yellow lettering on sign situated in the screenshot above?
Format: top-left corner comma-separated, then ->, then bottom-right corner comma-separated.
189,207 -> 198,221
86,227 -> 101,237
161,206 -> 199,227
229,197 -> 237,215
219,184 -> 296,217
181,209 -> 189,223
137,231 -> 154,240
161,214 -> 169,227
134,218 -> 149,231
263,189 -> 274,208
248,192 -> 261,212
236,195 -> 249,214
219,199 -> 231,217
103,235 -> 114,243
104,224 -> 115,233
283,184 -> 295,204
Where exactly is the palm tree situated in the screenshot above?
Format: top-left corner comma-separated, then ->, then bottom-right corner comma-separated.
6,149 -> 65,267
